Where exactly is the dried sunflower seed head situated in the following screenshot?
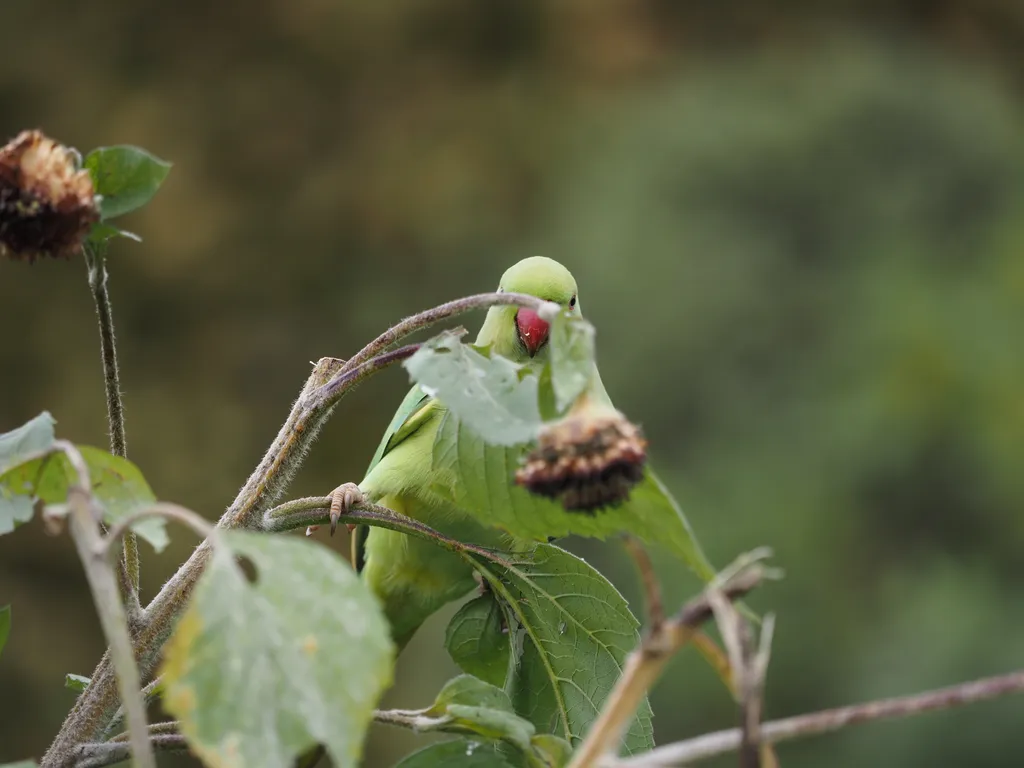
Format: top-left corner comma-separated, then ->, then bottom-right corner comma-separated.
0,130 -> 99,262
516,402 -> 647,513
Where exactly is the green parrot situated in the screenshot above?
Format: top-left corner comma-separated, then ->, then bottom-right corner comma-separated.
327,255 -> 608,652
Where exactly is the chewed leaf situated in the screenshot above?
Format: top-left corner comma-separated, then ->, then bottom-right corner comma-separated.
160,532 -> 394,768
404,332 -> 542,445
470,544 -> 653,754
84,146 -> 171,220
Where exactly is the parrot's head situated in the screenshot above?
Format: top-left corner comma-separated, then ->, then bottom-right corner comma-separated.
487,256 -> 579,361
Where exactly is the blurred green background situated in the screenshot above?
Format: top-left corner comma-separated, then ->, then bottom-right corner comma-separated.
3,1 -> 1024,766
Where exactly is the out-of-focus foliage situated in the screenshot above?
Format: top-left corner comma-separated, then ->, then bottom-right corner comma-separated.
2,2 -> 1023,766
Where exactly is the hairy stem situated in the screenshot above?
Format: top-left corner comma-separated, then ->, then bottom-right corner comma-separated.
45,290 -> 543,765
341,291 -> 550,373
54,441 -> 154,768
73,734 -> 187,768
612,669 -> 1024,767
83,243 -> 141,622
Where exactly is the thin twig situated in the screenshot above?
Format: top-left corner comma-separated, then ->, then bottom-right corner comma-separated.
567,556 -> 771,768
52,440 -> 155,768
611,669 -> 1024,767
97,503 -> 217,558
108,720 -> 180,743
622,537 -> 664,632
84,243 -> 141,622
104,677 -> 162,738
73,734 -> 188,768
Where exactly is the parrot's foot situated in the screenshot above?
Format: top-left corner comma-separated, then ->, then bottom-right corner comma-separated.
303,483 -> 364,537
328,482 -> 365,536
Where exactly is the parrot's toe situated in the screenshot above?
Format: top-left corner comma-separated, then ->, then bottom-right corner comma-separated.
328,482 -> 365,535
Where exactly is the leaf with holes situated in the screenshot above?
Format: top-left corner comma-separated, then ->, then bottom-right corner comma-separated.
404,332 -> 543,445
446,593 -> 511,687
84,145 -> 171,220
0,445 -> 168,551
160,532 -> 394,768
468,543 -> 653,753
432,414 -> 716,580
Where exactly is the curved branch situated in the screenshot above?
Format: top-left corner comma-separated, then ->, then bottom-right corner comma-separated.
340,291 -> 552,374
262,496 -> 511,566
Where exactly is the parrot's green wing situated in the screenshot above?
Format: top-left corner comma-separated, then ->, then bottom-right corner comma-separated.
353,384 -> 438,571
365,384 -> 432,475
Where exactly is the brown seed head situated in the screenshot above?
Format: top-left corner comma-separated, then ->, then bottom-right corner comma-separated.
516,407 -> 647,513
0,130 -> 99,262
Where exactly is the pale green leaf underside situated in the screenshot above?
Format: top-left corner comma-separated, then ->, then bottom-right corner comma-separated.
473,544 -> 654,754
160,532 -> 394,768
549,312 -> 596,412
433,413 -> 716,581
404,332 -> 542,446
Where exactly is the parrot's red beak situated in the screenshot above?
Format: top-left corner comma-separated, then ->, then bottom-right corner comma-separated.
516,308 -> 550,357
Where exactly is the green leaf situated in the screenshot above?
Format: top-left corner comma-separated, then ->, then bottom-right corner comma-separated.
0,761 -> 39,768
548,312 -> 595,412
84,146 -> 171,220
0,605 -> 10,659
394,740 -> 517,768
86,222 -> 143,246
471,544 -> 653,754
404,332 -> 543,445
0,412 -> 55,476
160,531 -> 394,768
446,593 -> 511,687
433,413 -> 716,580
427,674 -> 515,715
529,734 -> 574,768
0,413 -> 56,534
0,446 -> 168,551
64,673 -> 90,692
412,675 -> 536,754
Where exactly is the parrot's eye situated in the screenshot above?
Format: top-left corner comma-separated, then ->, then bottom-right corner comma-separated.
569,295 -> 576,308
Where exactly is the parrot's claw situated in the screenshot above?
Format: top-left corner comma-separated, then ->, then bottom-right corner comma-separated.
328,482 -> 365,536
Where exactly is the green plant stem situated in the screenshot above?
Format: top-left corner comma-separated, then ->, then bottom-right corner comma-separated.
44,290 -> 544,766
83,243 -> 141,622
52,440 -> 155,768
